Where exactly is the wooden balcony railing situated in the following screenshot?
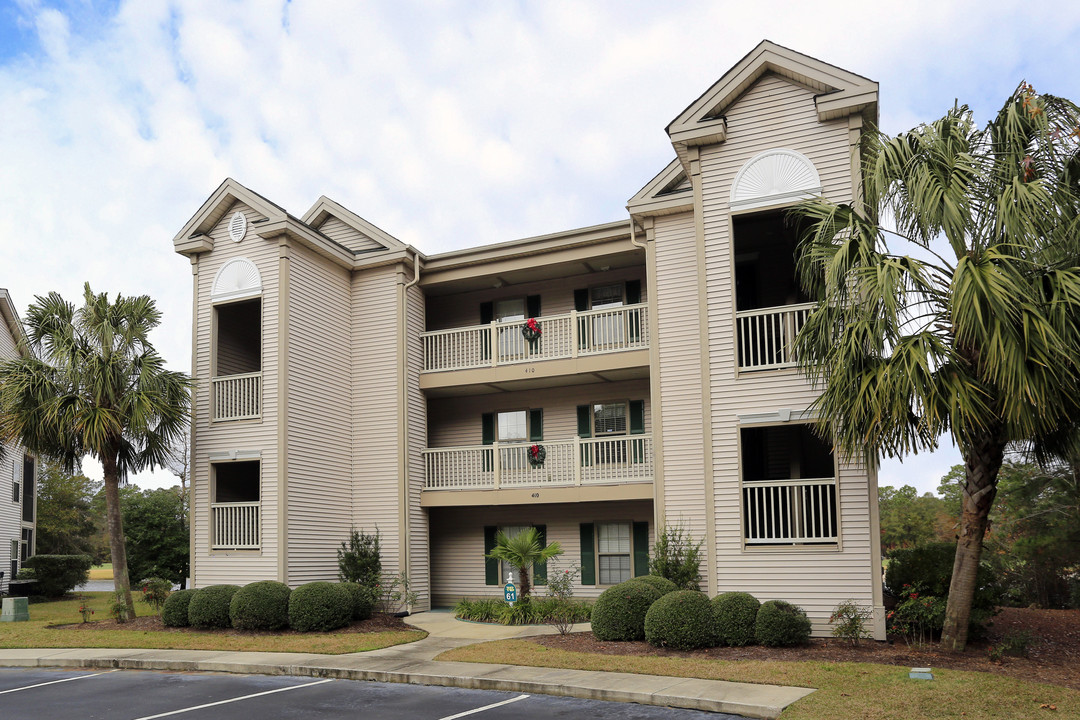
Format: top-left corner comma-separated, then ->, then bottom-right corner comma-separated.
211,372 -> 262,421
735,302 -> 815,371
211,501 -> 261,549
421,304 -> 649,373
423,435 -> 654,490
743,477 -> 837,545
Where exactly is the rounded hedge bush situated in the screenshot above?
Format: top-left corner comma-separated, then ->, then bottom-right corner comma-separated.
339,582 -> 376,621
630,574 -> 679,596
644,590 -> 719,650
161,588 -> 197,627
229,581 -> 292,631
188,585 -> 241,629
288,581 -> 353,632
755,600 -> 812,647
591,580 -> 663,641
712,591 -> 761,646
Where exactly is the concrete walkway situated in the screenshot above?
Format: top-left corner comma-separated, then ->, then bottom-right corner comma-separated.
0,610 -> 814,719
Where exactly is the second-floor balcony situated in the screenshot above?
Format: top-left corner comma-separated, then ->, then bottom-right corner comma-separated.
422,304 -> 649,373
735,302 -> 814,371
212,372 -> 262,421
424,434 -> 654,491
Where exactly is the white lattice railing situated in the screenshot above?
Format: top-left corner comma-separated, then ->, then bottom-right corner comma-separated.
421,304 -> 649,372
424,435 -> 653,490
212,372 -> 262,421
211,501 -> 261,549
735,302 -> 815,371
743,477 -> 837,544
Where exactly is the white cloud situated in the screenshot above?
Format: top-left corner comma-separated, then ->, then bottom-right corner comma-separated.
1,0 -> 1078,489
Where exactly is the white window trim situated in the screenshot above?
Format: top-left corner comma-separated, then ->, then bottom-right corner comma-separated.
596,521 -> 634,586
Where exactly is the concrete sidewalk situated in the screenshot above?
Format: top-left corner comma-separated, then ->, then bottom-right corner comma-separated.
0,611 -> 814,719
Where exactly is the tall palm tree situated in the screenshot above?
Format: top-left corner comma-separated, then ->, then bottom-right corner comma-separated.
0,284 -> 191,619
792,83 -> 1080,650
486,527 -> 563,599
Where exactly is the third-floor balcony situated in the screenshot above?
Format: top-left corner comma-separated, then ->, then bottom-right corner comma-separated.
421,303 -> 649,373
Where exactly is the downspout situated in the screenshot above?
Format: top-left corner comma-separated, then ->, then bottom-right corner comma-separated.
399,250 -> 421,610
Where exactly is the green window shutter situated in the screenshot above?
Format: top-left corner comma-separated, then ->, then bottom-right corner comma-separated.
633,521 -> 650,577
534,525 -> 548,585
484,526 -> 499,585
630,399 -> 645,462
577,404 -> 592,466
482,413 -> 494,472
526,295 -> 541,318
580,523 -> 596,585
573,289 -> 589,312
529,408 -> 543,442
625,279 -> 641,305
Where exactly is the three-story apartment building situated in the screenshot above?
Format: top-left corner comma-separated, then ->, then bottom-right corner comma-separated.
173,41 -> 886,638
1,289 -> 36,594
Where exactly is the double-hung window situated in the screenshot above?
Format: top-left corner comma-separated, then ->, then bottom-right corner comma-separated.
11,459 -> 19,504
597,522 -> 632,585
588,284 -> 625,346
593,402 -> 627,463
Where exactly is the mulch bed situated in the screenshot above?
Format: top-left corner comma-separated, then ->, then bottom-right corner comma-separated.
529,608 -> 1080,691
50,612 -> 415,636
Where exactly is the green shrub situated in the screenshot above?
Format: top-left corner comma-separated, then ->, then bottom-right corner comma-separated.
886,542 -> 999,634
829,599 -> 873,645
229,581 -> 291,630
755,600 -> 812,647
339,582 -> 376,621
139,577 -> 172,614
22,555 -> 92,598
649,525 -> 703,590
712,591 -> 760,646
454,597 -> 503,623
630,575 -> 679,596
592,580 -> 663,641
187,585 -> 240,628
288,581 -> 352,632
644,590 -> 719,650
337,528 -> 381,586
161,588 -> 196,627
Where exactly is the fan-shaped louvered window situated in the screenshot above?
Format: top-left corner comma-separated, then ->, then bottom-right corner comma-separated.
730,149 -> 822,210
211,258 -> 262,302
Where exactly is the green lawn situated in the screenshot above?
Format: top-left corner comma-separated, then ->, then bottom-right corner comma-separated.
438,640 -> 1079,720
0,592 -> 425,654
88,564 -> 113,580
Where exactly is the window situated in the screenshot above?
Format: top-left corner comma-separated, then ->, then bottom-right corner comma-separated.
211,460 -> 260,550
494,298 -> 527,358
20,528 -> 32,562
497,411 -> 528,442
9,539 -> 17,586
593,403 -> 627,463
12,459 -> 19,504
590,284 -> 624,309
597,522 -> 632,585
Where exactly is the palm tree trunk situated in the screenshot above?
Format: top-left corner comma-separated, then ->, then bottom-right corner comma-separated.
102,455 -> 136,620
941,434 -> 1004,651
517,565 -> 531,599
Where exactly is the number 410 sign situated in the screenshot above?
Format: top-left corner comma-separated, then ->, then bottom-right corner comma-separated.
504,574 -> 518,606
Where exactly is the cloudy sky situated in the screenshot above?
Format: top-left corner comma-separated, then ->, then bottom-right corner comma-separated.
2,0 -> 1078,493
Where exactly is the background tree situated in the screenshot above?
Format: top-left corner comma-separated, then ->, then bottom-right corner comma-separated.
793,84 -> 1080,649
486,527 -> 562,599
163,420 -> 190,523
122,487 -> 189,587
878,485 -> 953,552
0,285 -> 191,619
34,461 -> 100,556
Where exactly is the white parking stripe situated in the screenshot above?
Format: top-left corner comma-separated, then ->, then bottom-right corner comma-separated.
437,694 -> 531,720
130,678 -> 335,720
0,669 -> 118,694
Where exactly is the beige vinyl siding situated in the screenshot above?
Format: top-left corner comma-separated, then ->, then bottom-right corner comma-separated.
285,242 -> 355,585
351,265 -> 403,577
426,267 -> 646,332
697,73 -> 876,631
406,282 -> 430,608
317,216 -> 385,254
651,211 -> 707,539
0,312 -> 27,570
191,201 -> 280,587
428,500 -> 653,605
427,379 -> 651,448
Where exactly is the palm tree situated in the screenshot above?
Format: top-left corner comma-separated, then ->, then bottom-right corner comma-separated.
0,284 -> 191,619
486,527 -> 563,599
791,83 -> 1080,650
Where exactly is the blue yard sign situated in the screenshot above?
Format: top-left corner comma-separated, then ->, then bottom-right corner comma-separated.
504,575 -> 518,606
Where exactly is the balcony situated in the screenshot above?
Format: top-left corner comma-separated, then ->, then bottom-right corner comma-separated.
424,435 -> 654,494
211,501 -> 261,549
743,477 -> 837,545
735,302 -> 814,371
212,372 -> 262,421
422,304 -> 649,373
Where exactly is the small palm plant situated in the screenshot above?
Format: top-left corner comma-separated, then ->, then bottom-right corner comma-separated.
486,527 -> 562,599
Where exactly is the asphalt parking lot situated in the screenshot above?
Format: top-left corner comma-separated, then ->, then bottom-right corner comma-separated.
0,668 -> 748,719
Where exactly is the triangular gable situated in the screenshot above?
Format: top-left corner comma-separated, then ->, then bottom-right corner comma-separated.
627,158 -> 694,217
666,40 -> 877,155
301,196 -> 404,254
172,178 -> 287,254
0,289 -> 30,359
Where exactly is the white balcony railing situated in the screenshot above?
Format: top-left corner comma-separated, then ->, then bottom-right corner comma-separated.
424,435 -> 654,490
735,302 -> 815,371
421,304 -> 649,373
211,501 -> 261,549
212,372 -> 262,421
743,477 -> 837,544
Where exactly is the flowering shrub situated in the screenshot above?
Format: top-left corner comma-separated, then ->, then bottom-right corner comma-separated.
78,600 -> 95,623
140,577 -> 172,614
887,584 -> 946,646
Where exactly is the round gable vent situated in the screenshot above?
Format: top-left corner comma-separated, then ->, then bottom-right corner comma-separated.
228,211 -> 247,243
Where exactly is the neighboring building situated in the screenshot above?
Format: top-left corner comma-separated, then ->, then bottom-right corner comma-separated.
173,41 -> 886,638
0,289 -> 36,594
